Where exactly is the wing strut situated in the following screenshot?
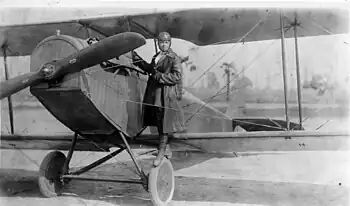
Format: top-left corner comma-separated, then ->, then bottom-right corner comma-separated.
1,46 -> 14,134
293,11 -> 303,128
280,10 -> 290,130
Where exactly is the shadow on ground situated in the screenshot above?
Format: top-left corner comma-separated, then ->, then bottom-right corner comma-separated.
1,156 -> 349,206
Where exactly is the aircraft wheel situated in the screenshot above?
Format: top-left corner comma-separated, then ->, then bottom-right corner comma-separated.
38,151 -> 66,197
148,158 -> 175,206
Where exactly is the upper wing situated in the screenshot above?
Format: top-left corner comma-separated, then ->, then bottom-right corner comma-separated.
0,7 -> 348,56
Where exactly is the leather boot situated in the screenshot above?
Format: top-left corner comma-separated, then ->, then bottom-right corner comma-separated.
164,144 -> 172,159
151,144 -> 172,159
153,135 -> 168,167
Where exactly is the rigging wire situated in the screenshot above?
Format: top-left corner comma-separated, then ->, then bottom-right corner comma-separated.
84,62 -> 285,131
185,38 -> 279,124
298,13 -> 349,45
182,87 -> 284,130
73,61 -> 269,126
181,84 -> 253,108
81,39 -> 287,130
6,11 -> 347,194
85,73 -> 230,120
188,13 -> 270,88
83,64 -> 285,130
295,12 -> 348,129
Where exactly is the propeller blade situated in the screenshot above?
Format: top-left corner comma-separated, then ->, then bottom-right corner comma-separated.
0,71 -> 43,100
49,32 -> 146,79
0,32 -> 146,100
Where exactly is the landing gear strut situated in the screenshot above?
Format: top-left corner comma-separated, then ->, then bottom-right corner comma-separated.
37,131 -> 175,206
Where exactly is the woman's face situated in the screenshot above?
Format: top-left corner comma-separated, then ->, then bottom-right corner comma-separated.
158,40 -> 171,52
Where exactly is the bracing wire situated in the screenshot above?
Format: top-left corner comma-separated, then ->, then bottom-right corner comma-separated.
181,83 -> 253,108
298,13 -> 349,45
84,63 -> 286,131
80,38 -> 287,131
188,13 -> 271,88
84,64 -> 282,131
3,11 -> 343,187
185,38 -> 279,124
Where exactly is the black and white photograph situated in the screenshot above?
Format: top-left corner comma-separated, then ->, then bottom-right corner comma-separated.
0,0 -> 349,205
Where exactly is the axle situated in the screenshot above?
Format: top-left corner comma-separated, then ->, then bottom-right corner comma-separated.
62,175 -> 144,185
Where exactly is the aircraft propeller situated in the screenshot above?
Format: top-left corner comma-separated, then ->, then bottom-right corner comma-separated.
0,32 -> 146,100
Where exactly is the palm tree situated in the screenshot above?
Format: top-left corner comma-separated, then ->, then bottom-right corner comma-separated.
220,61 -> 237,101
220,62 -> 236,73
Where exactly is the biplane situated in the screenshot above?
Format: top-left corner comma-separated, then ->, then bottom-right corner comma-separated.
0,6 -> 349,206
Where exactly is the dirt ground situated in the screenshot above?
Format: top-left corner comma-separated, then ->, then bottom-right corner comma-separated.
1,107 -> 350,206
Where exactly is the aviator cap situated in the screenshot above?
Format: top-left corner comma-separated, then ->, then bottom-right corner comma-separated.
157,32 -> 171,41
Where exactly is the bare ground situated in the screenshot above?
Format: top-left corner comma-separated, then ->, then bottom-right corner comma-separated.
0,150 -> 349,206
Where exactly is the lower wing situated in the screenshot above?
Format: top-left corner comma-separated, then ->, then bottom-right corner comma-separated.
0,133 -> 113,152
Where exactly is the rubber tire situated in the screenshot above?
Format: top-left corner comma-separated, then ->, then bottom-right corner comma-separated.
148,158 -> 175,206
38,151 -> 66,197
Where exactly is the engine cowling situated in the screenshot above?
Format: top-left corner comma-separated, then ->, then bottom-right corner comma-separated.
30,34 -> 89,89
29,35 -> 118,136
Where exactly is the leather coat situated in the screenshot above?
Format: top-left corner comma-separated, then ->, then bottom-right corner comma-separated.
133,49 -> 185,133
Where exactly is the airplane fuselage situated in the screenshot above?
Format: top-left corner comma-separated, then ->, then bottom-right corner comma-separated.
30,34 -> 149,138
29,34 -> 234,149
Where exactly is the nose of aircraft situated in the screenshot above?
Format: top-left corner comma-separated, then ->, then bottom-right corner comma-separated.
0,32 -> 146,100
